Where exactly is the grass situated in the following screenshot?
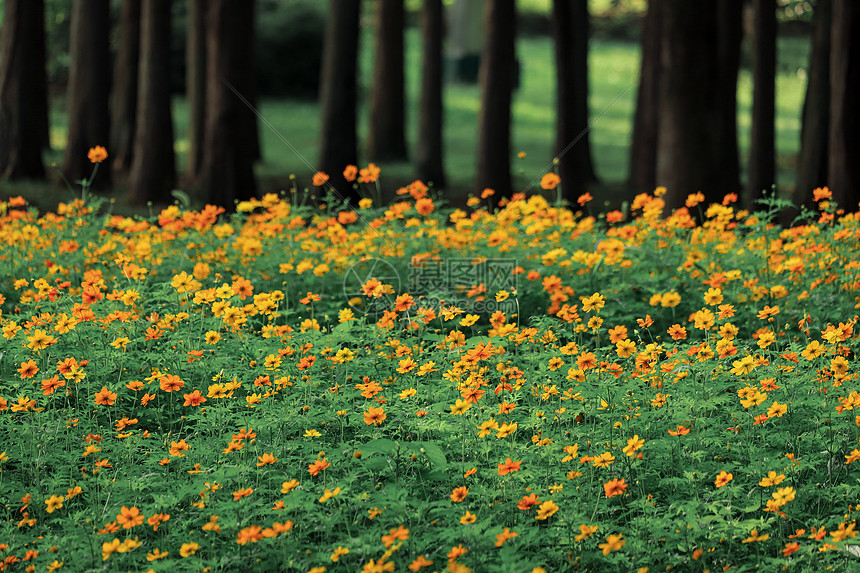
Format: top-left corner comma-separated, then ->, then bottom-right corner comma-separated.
16,28 -> 809,214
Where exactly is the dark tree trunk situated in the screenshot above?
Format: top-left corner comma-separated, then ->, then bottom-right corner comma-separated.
795,0 -> 831,206
128,0 -> 175,205
33,0 -> 49,152
552,0 -> 596,204
367,0 -> 408,162
185,0 -> 207,184
714,0 -> 743,203
827,0 -> 860,209
201,0 -> 257,207
110,0 -> 140,174
656,0 -> 741,210
319,0 -> 361,203
747,0 -> 777,208
63,0 -> 111,189
793,0 -> 833,205
476,0 -> 516,198
239,0 -> 260,164
0,0 -> 47,179
629,0 -> 661,196
415,0 -> 446,188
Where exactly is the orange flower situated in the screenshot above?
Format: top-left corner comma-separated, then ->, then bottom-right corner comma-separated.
182,390 -> 206,407
497,457 -> 522,476
237,525 -> 264,545
308,457 -> 331,476
494,527 -> 519,547
256,453 -> 278,466
603,478 -> 627,498
540,172 -> 561,190
17,360 -> 38,379
382,525 -> 409,548
359,163 -> 381,183
408,556 -> 434,571
312,171 -> 329,186
94,387 -> 117,406
517,493 -> 540,510
415,197 -> 435,215
715,470 -> 733,488
159,374 -> 184,393
450,486 -> 468,502
364,406 -> 386,426
116,506 -> 144,529
88,146 -> 108,163
147,513 -> 170,531
343,164 -> 358,182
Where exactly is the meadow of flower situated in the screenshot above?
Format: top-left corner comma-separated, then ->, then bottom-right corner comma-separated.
1,156 -> 860,572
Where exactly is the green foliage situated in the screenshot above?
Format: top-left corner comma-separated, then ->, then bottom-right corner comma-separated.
0,180 -> 859,570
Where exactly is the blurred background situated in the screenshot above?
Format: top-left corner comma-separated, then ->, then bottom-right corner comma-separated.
0,0 -> 856,215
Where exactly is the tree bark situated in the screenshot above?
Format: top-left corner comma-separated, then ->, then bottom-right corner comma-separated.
715,0 -> 743,203
0,0 -> 48,179
827,0 -> 860,209
62,0 -> 111,189
415,0 -> 446,188
656,0 -> 741,210
319,0 -> 361,203
185,0 -> 207,184
629,0 -> 661,196
552,0 -> 596,204
200,0 -> 257,207
367,0 -> 408,162
795,0 -> 831,207
747,0 -> 777,208
110,0 -> 140,175
128,0 -> 175,205
476,0 -> 516,198
239,0 -> 260,164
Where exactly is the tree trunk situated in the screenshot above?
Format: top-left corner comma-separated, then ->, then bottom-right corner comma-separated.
239,0 -> 260,164
715,0 -> 743,203
552,0 -> 596,204
110,0 -> 140,175
795,0 -> 831,207
0,0 -> 48,179
629,0 -> 661,196
656,0 -> 741,210
128,0 -> 175,205
827,0 -> 860,209
185,0 -> 207,184
63,0 -> 111,189
476,0 -> 516,198
319,0 -> 361,203
33,0 -> 49,152
201,0 -> 257,207
367,0 -> 408,162
747,0 -> 777,208
415,0 -> 446,188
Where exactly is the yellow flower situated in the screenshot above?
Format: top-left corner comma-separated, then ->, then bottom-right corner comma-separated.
741,529 -> 770,543
759,471 -> 785,487
459,511 -> 477,524
534,500 -> 559,520
599,533 -> 626,556
180,542 -> 200,557
45,494 -> 64,513
575,523 -> 598,541
319,487 -> 341,503
450,399 -> 471,415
